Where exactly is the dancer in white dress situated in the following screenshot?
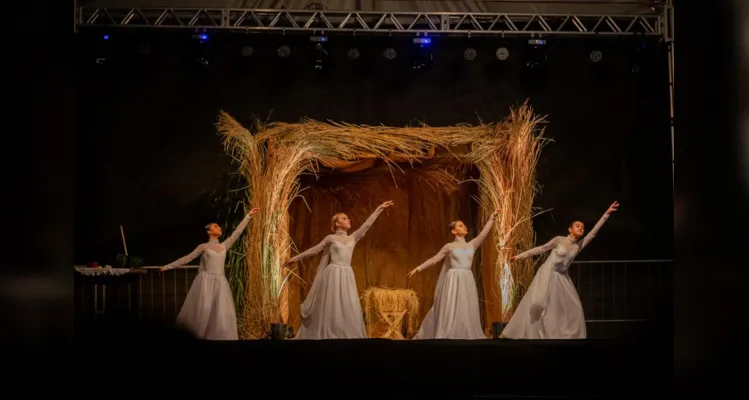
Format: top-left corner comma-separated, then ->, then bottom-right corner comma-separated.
160,207 -> 259,340
502,201 -> 619,339
284,201 -> 394,339
407,209 -> 500,340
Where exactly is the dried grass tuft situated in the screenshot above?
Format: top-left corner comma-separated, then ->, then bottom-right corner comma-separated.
472,103 -> 550,320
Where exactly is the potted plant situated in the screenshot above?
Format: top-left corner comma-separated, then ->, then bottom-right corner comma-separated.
116,254 -> 144,268
269,323 -> 289,340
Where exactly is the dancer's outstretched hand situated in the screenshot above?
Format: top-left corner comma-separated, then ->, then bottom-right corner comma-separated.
509,256 -> 517,262
158,266 -> 168,272
380,200 -> 395,209
407,268 -> 418,280
249,208 -> 260,215
282,260 -> 291,268
493,208 -> 501,216
606,201 -> 619,215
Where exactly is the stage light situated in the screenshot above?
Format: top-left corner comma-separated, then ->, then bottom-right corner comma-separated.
347,48 -> 360,59
630,36 -> 648,74
139,43 -> 151,56
189,32 -> 212,66
312,42 -> 329,71
383,47 -> 397,60
464,48 -> 477,61
521,39 -> 548,90
309,36 -> 329,70
411,37 -> 434,71
277,45 -> 291,58
240,45 -> 254,57
94,33 -> 112,65
496,47 -> 510,61
590,50 -> 603,63
525,39 -> 547,69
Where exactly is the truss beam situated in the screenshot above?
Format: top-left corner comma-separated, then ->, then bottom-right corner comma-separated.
76,8 -> 661,36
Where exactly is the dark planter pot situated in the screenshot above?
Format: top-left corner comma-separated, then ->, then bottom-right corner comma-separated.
269,323 -> 288,340
491,322 -> 507,339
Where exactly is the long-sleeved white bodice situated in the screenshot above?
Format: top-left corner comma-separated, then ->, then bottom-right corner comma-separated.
514,213 -> 609,273
416,215 -> 496,272
289,206 -> 384,266
162,213 -> 253,274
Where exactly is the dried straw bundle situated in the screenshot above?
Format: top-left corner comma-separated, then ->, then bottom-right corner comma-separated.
473,104 -> 549,320
217,102 -> 547,338
361,287 -> 420,339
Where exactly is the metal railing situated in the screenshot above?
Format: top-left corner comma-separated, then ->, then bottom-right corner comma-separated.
75,260 -> 672,327
567,259 -> 671,322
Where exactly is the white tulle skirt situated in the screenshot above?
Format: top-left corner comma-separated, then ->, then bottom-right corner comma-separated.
295,264 -> 367,340
502,264 -> 586,339
176,271 -> 238,340
414,268 -> 486,340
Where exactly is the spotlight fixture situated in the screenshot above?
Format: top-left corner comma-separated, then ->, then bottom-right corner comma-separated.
520,39 -> 548,90
95,34 -> 111,65
347,48 -> 360,59
525,39 -> 547,69
191,32 -> 211,66
463,48 -> 477,61
192,33 -> 209,43
312,43 -> 329,70
138,43 -> 151,56
631,39 -> 648,74
495,47 -> 510,61
308,35 -> 329,70
277,45 -> 291,58
589,50 -> 603,63
383,47 -> 397,60
240,45 -> 254,57
411,37 -> 433,71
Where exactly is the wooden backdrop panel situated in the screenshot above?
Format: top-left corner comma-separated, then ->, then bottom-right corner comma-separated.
285,166 -> 498,333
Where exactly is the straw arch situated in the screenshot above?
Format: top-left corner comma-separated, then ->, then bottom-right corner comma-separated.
217,102 -> 548,339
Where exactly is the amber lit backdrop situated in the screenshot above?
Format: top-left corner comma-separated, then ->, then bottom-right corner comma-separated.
286,164 -> 482,332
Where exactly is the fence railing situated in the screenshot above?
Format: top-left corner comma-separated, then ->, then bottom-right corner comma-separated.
75,260 -> 672,327
567,260 -> 672,322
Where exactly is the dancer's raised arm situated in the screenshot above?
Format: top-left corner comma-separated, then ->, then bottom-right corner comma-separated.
160,244 -> 205,271
510,237 -> 562,262
351,200 -> 394,242
407,245 -> 451,279
580,201 -> 618,250
286,236 -> 333,265
469,209 -> 500,249
221,208 -> 259,249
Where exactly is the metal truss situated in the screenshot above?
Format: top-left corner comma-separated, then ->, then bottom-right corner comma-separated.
76,7 -> 662,37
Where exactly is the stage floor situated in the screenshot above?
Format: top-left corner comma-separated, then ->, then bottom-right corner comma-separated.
76,321 -> 669,398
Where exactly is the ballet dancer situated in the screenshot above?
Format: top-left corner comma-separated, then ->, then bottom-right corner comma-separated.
407,209 -> 500,339
160,207 -> 259,340
284,201 -> 394,339
501,201 -> 619,339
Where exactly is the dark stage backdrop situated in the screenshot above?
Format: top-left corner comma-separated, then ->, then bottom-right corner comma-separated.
75,32 -> 673,267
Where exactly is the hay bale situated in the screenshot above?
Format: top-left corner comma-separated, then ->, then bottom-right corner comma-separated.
361,287 -> 420,339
